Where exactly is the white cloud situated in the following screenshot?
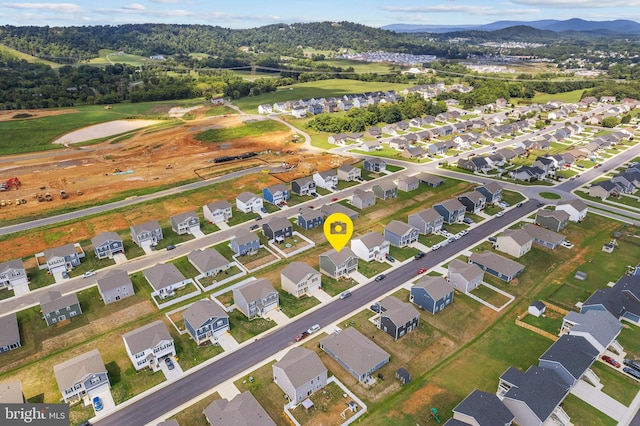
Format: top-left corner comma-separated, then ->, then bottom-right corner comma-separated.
2,2 -> 82,13
122,3 -> 145,11
149,0 -> 180,3
511,0 -> 640,7
383,4 -> 539,16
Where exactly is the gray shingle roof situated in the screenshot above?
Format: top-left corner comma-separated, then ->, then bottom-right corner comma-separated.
564,310 -> 622,349
43,243 -> 77,261
264,216 -> 292,233
90,231 -> 122,247
414,276 -> 453,301
557,198 -> 587,212
448,259 -> 484,281
379,296 -> 420,326
499,228 -> 533,246
188,248 -> 230,274
0,259 -> 23,275
97,269 -> 131,293
522,223 -> 565,245
539,335 -> 598,381
0,313 -> 19,348
122,320 -> 173,355
54,349 -> 106,391
235,278 -> 276,303
320,328 -> 389,378
143,263 -> 186,291
453,390 -> 515,426
469,252 -> 524,278
385,220 -> 417,237
0,381 -> 23,403
320,247 -> 357,267
171,210 -> 197,224
205,199 -> 231,212
354,231 -> 386,249
233,231 -> 260,247
436,198 -> 465,213
183,299 -> 227,329
536,209 -> 570,223
411,208 -> 441,223
131,220 -> 161,236
203,391 -> 276,426
458,191 -> 485,203
274,347 -> 327,389
281,262 -> 318,284
236,192 -> 260,203
40,290 -> 79,314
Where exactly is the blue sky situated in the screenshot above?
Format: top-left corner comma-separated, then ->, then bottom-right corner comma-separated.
1,1 -> 639,28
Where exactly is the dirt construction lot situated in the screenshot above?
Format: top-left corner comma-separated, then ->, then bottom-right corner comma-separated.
0,106 -> 342,255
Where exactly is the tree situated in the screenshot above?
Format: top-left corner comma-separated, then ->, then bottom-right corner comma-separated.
621,114 -> 632,124
601,116 -> 620,128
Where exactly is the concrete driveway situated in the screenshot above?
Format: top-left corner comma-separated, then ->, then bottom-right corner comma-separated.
112,253 -> 128,265
12,282 -> 29,296
91,387 -> 116,415
313,289 -> 333,303
571,379 -> 627,421
264,309 -> 289,325
159,356 -> 183,380
216,332 -> 240,352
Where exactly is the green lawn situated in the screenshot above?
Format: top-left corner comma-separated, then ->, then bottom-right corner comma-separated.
591,362 -> 639,406
228,310 -> 276,343
562,394 -> 617,426
26,265 -> 55,291
538,191 -> 561,200
171,392 -> 221,426
357,260 -> 391,278
278,290 -> 321,317
320,275 -> 357,297
171,256 -> 200,278
173,330 -> 224,371
194,119 -> 290,143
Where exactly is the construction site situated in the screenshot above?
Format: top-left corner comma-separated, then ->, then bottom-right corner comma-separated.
0,107 -> 348,225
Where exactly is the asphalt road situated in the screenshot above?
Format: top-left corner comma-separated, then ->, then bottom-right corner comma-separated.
93,199 -> 539,426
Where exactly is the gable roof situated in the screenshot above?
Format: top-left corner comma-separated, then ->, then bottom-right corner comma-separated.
0,313 -> 19,348
477,181 -> 502,194
54,349 -> 106,391
320,247 -> 357,266
469,252 -> 524,277
188,248 -> 229,273
235,278 -> 276,302
43,243 -> 77,260
435,198 -> 465,213
352,189 -> 375,201
122,320 -> 172,355
458,191 -> 485,203
274,347 -> 327,389
183,299 -> 227,329
131,220 -> 161,235
379,296 -> 419,325
414,276 -> 453,300
144,263 -> 186,291
413,172 -> 444,186
281,262 -> 318,283
373,181 -> 397,192
448,259 -> 484,281
536,209 -> 570,223
499,228 -> 533,246
203,391 -> 276,426
453,390 -> 515,426
91,231 -> 122,247
320,328 -> 389,377
410,207 -> 441,223
320,203 -> 359,219
539,335 -> 598,380
204,199 -> 231,212
557,198 -> 587,212
522,223 -> 565,245
292,176 -> 314,187
563,310 -> 622,349
583,275 -> 640,319
97,269 -> 132,293
39,290 -> 79,313
0,381 -> 23,404
236,192 -> 260,203
353,231 -> 386,249
0,259 -> 23,274
264,183 -> 288,194
264,216 -> 292,232
233,231 -> 260,246
171,210 -> 197,224
385,220 -> 417,237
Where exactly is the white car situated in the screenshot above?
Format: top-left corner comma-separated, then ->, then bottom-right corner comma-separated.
307,324 -> 321,334
561,241 -> 574,249
83,270 -> 97,278
496,211 -> 504,217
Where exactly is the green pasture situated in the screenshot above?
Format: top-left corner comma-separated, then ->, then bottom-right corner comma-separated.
85,49 -> 149,67
194,119 -> 290,143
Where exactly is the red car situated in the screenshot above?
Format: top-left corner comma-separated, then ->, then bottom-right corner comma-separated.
295,331 -> 310,342
331,198 -> 339,202
602,355 -> 621,368
417,267 -> 428,274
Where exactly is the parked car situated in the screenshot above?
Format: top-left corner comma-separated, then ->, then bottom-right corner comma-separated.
255,216 -> 262,221
165,357 -> 175,370
488,237 -> 497,243
431,243 -> 441,250
331,198 -> 339,202
311,192 -> 318,198
602,355 -> 621,368
385,253 -> 396,263
307,324 -> 321,334
92,396 -> 103,412
295,331 -> 310,342
375,274 -> 386,282
166,245 -> 176,251
624,367 -> 640,380
62,271 -> 69,279
417,267 -> 428,274
249,224 -> 259,231
339,291 -> 351,300
624,359 -> 640,371
370,304 -> 381,313
496,211 -> 504,217
561,240 -> 574,249
463,217 -> 474,224
260,207 -> 268,214
83,270 -> 97,278
516,202 -> 524,208
414,251 -> 425,260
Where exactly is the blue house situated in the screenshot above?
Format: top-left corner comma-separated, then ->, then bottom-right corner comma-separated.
91,232 -> 124,260
230,232 -> 260,256
475,181 -> 503,204
298,210 -> 324,230
363,158 -> 386,173
433,199 -> 466,224
538,335 -> 599,387
262,183 -> 290,205
183,299 -> 229,345
411,276 -> 454,315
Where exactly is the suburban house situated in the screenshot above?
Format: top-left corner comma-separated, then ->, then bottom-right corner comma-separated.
457,192 -> 486,214
123,320 -> 175,371
538,335 -> 599,387
351,189 -> 376,209
496,228 -> 533,258
0,313 -> 20,354
203,200 -> 233,224
350,232 -> 390,262
408,208 -> 444,235
414,172 -> 444,187
170,211 -> 200,235
233,278 -> 279,319
447,259 -> 484,292
411,276 -> 454,315
262,183 -> 290,205
581,275 -> 640,325
376,296 -> 420,340
0,259 -> 27,290
230,232 -> 260,256
313,170 -> 338,190
40,290 -> 82,326
372,181 -> 398,200
522,223 -> 565,250
319,248 -> 358,279
434,199 -> 466,224
258,104 -> 272,114
273,347 -> 328,404
292,106 -> 307,118
143,263 -> 190,299
321,203 -> 359,221
91,232 -> 124,260
183,299 -> 230,345
589,180 -> 621,200
188,248 -> 233,277
291,177 -> 316,196
0,381 -> 25,403
363,158 -> 386,173
97,269 -> 134,304
236,192 -> 264,213
297,210 -> 325,231
561,310 -> 623,354
497,366 -> 571,426
203,392 -> 276,426
361,140 -> 381,152
475,181 -> 503,203
262,217 -> 293,243
555,199 -> 588,223
450,390 -> 515,426
510,165 -> 546,182
280,262 -> 321,298
320,327 -> 390,383
469,252 -> 524,282
535,209 -> 570,232
39,242 -> 85,275
384,220 -> 419,248
54,349 -> 110,403
130,220 -> 163,249
396,176 -> 419,192
337,164 -> 361,181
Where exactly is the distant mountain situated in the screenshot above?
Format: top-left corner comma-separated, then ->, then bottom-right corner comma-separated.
382,19 -> 640,34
